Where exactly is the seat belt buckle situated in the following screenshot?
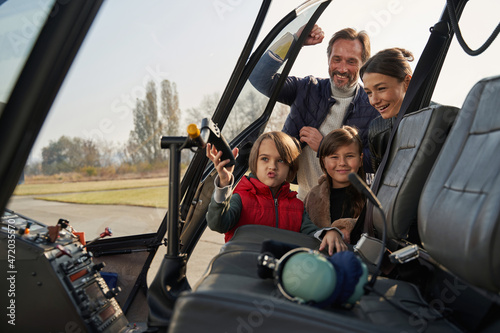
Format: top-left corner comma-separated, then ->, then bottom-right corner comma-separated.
389,244 -> 420,264
353,233 -> 384,266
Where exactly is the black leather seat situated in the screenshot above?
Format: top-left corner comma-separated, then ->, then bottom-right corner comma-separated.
191,225 -> 321,290
171,226 -> 460,333
418,75 -> 500,294
168,76 -> 500,333
371,104 -> 459,246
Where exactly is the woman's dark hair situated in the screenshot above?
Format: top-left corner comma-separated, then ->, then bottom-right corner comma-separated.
360,47 -> 414,82
249,131 -> 301,183
319,126 -> 365,218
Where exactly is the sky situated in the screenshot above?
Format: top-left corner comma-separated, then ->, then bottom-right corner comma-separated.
1,0 -> 499,161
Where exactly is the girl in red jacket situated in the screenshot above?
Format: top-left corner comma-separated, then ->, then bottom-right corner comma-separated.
206,131 -> 345,255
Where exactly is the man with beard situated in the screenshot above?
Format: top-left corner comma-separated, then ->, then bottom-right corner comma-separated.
250,26 -> 379,199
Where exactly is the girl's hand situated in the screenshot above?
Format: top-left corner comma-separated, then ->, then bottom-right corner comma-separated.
206,143 -> 239,187
319,229 -> 347,255
331,218 -> 357,244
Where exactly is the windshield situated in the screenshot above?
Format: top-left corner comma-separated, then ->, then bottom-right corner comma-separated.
0,0 -> 55,108
2,0 -> 499,288
6,0 -> 263,239
287,0 -> 499,107
218,0 -> 499,145
219,2 -> 325,141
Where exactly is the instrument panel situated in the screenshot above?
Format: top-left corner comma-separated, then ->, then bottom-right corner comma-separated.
0,210 -> 132,333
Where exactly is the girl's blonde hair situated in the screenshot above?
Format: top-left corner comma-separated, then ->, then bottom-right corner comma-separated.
249,131 -> 301,183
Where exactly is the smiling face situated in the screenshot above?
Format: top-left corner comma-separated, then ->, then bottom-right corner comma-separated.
328,39 -> 364,92
322,142 -> 363,189
362,72 -> 410,119
255,139 -> 290,195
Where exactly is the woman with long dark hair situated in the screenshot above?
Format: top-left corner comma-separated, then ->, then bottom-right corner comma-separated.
361,47 -> 414,171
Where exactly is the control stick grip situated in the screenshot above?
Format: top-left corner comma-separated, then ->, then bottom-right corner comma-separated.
210,130 -> 235,167
188,118 -> 235,167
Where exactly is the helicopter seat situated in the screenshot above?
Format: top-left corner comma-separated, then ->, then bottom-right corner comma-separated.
168,76 -> 500,333
417,75 -> 500,293
370,104 -> 459,248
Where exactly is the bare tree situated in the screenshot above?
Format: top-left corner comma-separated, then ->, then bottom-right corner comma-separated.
95,139 -> 119,167
183,92 -> 220,131
160,79 -> 180,136
127,81 -> 166,163
265,102 -> 290,132
224,88 -> 267,140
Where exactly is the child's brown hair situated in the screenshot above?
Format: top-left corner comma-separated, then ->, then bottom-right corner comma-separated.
249,131 -> 301,183
319,126 -> 365,217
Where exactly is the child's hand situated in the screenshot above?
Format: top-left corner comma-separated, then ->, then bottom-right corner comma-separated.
319,229 -> 347,255
206,143 -> 239,187
331,218 -> 357,244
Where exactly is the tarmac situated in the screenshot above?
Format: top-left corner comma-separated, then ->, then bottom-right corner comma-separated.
6,195 -> 225,285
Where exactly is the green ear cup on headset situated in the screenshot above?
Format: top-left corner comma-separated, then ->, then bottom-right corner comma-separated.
280,252 -> 336,303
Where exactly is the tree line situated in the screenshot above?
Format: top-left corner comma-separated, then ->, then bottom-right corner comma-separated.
26,79 -> 289,178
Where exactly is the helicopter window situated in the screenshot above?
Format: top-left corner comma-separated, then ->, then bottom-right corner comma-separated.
4,0 -> 499,248
6,0 -> 262,238
221,3 -> 323,141
0,0 -> 55,109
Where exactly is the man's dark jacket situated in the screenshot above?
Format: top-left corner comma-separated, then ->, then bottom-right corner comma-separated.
250,50 -> 379,172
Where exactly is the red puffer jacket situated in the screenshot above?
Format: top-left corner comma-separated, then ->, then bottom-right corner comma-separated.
224,176 -> 303,242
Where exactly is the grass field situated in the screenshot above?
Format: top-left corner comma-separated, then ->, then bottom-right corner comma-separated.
14,177 -> 169,207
